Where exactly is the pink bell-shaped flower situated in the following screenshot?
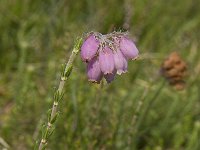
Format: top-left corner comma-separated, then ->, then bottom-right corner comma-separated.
99,46 -> 115,74
87,57 -> 103,83
81,34 -> 100,62
113,49 -> 128,75
120,37 -> 139,60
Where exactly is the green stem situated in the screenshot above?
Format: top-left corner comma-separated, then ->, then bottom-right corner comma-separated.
37,37 -> 83,150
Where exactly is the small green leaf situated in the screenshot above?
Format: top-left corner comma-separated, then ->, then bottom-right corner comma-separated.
41,125 -> 46,139
73,37 -> 83,54
64,65 -> 73,78
41,144 -> 47,150
50,113 -> 58,124
58,92 -> 64,102
54,90 -> 60,102
34,141 -> 39,150
47,109 -> 52,122
48,126 -> 55,138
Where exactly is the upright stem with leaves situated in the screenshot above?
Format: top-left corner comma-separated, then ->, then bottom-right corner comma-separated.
36,38 -> 83,150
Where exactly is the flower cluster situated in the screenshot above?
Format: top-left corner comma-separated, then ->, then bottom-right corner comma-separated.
81,31 -> 139,83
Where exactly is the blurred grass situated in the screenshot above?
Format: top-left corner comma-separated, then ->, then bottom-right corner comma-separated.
0,0 -> 200,149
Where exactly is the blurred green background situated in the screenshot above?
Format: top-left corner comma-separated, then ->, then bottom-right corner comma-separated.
0,0 -> 200,149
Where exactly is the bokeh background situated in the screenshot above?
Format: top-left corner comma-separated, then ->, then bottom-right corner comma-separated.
0,0 -> 200,149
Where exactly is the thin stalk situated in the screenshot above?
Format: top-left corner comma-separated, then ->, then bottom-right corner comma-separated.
123,0 -> 133,30
130,80 -> 166,149
36,38 -> 83,150
0,137 -> 10,149
127,87 -> 149,145
111,94 -> 128,149
89,81 -> 105,147
137,80 -> 166,127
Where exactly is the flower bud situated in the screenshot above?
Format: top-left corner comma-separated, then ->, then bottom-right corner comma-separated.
120,37 -> 139,60
81,34 -> 99,62
99,47 -> 115,74
87,57 -> 103,83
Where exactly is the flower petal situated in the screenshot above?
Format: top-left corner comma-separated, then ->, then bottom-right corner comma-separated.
122,56 -> 128,73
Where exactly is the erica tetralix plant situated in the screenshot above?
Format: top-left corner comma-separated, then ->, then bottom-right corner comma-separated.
81,31 -> 139,83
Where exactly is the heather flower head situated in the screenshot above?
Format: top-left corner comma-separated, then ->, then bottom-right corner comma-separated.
81,31 -> 139,83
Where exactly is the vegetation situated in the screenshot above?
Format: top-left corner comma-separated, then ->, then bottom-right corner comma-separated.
0,0 -> 200,149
